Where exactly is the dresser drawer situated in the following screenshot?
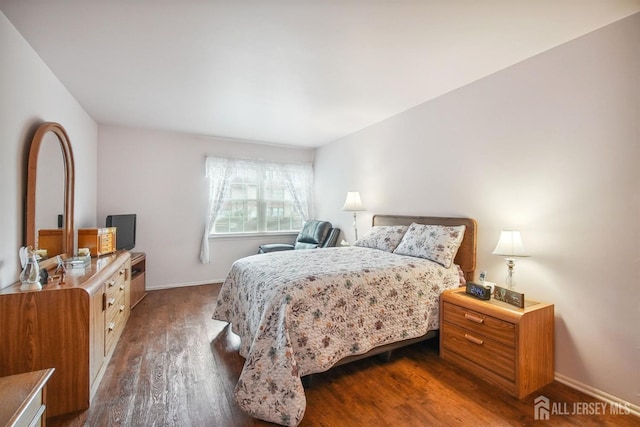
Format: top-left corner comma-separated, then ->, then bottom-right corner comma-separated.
105,267 -> 127,298
442,322 -> 515,382
105,289 -> 126,323
443,302 -> 515,347
103,263 -> 129,356
105,293 -> 127,353
99,233 -> 114,254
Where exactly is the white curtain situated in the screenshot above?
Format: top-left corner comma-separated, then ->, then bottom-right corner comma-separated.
200,157 -> 233,264
200,156 -> 313,264
282,163 -> 313,220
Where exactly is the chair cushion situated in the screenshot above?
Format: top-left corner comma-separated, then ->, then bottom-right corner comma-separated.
294,221 -> 332,249
258,243 -> 295,253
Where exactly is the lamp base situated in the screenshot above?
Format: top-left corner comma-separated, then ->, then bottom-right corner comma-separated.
505,258 -> 516,290
352,212 -> 359,241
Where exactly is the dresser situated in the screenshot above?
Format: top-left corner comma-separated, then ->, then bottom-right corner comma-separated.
440,288 -> 554,398
0,252 -> 131,418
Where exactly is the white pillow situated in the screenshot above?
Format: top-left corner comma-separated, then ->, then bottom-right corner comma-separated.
354,225 -> 408,252
393,223 -> 466,268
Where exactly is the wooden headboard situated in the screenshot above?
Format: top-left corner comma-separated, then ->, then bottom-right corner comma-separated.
372,214 -> 477,282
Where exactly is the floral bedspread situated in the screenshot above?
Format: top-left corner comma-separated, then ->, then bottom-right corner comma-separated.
212,246 -> 461,426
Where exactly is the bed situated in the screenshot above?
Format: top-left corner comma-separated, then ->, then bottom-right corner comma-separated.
213,215 -> 477,426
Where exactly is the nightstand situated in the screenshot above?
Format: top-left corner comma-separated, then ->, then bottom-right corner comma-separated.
440,288 -> 554,398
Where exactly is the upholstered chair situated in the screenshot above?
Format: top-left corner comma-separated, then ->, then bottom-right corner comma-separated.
258,220 -> 340,253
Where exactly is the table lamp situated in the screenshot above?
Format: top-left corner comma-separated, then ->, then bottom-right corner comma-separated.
492,230 -> 529,289
341,191 -> 365,241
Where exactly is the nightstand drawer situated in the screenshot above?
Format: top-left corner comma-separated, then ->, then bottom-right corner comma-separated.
443,301 -> 515,347
442,322 -> 515,382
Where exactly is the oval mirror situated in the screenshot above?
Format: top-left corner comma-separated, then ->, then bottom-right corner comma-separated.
25,122 -> 75,270
34,132 -> 65,257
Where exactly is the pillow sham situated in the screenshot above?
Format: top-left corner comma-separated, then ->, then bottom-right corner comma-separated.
353,225 -> 408,252
393,223 -> 466,268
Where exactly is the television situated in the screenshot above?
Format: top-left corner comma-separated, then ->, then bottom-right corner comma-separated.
106,214 -> 137,250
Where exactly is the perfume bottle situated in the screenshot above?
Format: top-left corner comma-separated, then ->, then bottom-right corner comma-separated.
20,247 -> 41,291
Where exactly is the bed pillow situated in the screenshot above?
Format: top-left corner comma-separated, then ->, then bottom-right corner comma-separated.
353,225 -> 408,252
393,223 -> 466,268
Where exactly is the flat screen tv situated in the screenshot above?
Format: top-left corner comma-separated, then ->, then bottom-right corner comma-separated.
106,214 -> 136,250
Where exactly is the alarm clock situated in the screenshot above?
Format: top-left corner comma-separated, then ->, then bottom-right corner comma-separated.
465,282 -> 491,300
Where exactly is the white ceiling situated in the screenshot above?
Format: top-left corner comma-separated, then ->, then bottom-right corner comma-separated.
1,1 -> 639,147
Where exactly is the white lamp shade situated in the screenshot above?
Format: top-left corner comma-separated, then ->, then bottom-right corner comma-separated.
492,230 -> 529,257
341,191 -> 365,211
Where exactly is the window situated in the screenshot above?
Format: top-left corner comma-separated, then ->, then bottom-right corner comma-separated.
202,156 -> 313,239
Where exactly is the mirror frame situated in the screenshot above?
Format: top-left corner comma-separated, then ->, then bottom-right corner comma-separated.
26,122 -> 75,269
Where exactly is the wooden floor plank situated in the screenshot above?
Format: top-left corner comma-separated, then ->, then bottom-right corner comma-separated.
48,284 -> 638,427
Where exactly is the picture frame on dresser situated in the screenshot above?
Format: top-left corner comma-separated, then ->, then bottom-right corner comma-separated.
493,285 -> 525,308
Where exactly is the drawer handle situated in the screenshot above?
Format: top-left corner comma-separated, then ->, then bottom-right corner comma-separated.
107,280 -> 115,287
108,322 -> 116,331
464,334 -> 484,345
107,297 -> 116,306
120,284 -> 125,291
119,304 -> 125,312
119,268 -> 125,275
464,313 -> 484,324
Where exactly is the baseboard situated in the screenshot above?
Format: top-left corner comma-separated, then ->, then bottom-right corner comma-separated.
555,373 -> 640,418
146,280 -> 224,291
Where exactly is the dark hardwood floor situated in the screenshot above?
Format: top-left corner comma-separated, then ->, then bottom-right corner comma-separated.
49,284 -> 638,426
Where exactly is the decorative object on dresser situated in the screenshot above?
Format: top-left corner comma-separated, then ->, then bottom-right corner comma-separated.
18,246 -> 42,291
491,230 -> 530,289
493,284 -> 525,308
341,191 -> 366,240
440,287 -> 554,399
0,368 -> 54,427
78,227 -> 117,257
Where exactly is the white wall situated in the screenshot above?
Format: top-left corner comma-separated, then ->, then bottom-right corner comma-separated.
0,11 -> 97,289
97,125 -> 314,288
314,13 -> 640,408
